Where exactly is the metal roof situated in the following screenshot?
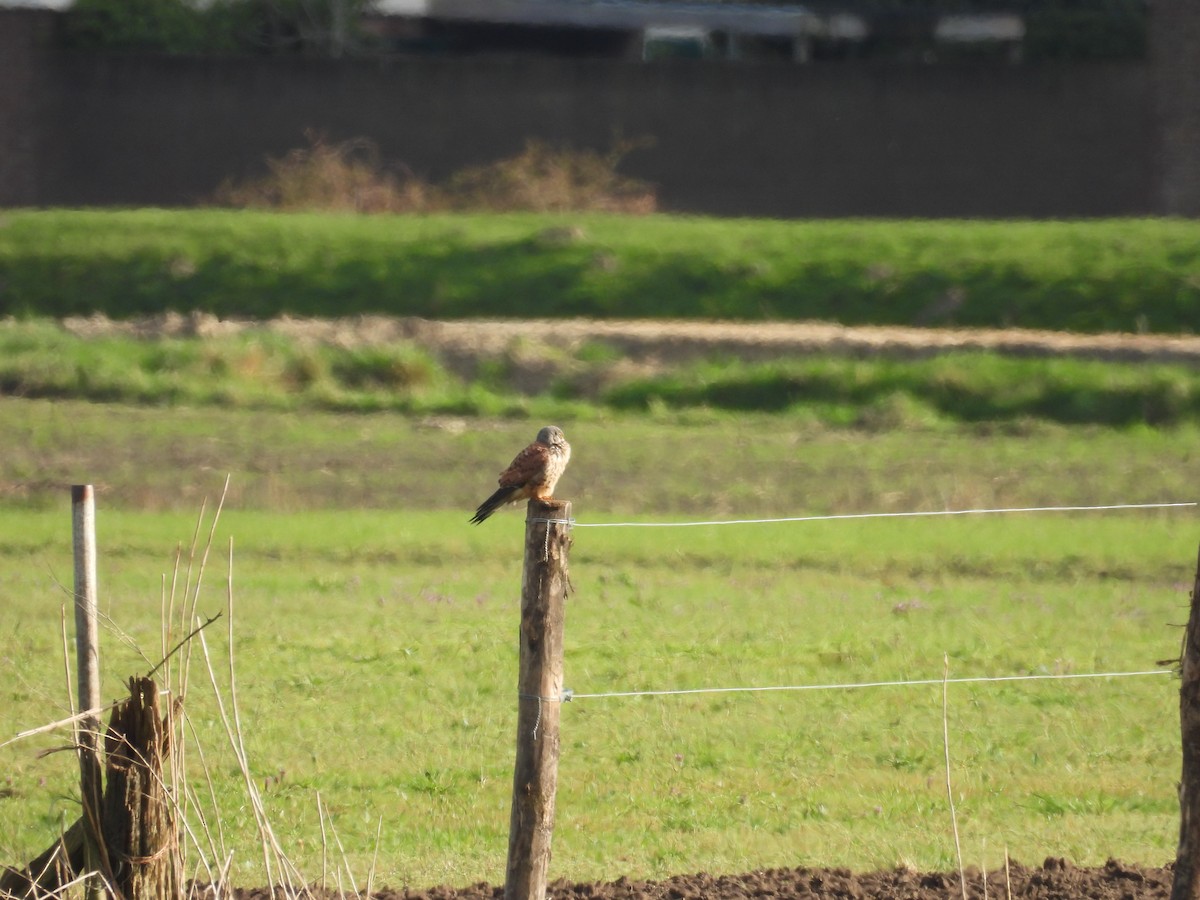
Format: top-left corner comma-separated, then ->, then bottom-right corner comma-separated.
373,0 -> 832,37
0,0 -> 72,8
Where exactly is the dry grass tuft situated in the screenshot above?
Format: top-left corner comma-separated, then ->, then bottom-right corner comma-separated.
212,133 -> 656,215
442,138 -> 656,214
212,132 -> 433,214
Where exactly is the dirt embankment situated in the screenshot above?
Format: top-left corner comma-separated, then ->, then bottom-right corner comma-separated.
62,313 -> 1200,372
218,858 -> 1172,900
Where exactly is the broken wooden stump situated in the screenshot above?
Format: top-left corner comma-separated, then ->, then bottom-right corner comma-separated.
102,675 -> 183,900
1,676 -> 182,900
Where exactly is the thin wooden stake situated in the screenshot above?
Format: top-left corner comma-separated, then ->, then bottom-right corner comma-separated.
942,653 -> 967,900
72,484 -> 104,900
1170,544 -> 1200,900
318,792 -> 329,893
505,499 -> 572,900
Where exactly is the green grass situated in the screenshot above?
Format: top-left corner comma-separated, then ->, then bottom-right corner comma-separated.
0,398 -> 1195,514
0,400 -> 1195,888
2,318 -> 1200,428
0,318 -> 483,414
604,354 -> 1200,428
2,210 -> 1199,332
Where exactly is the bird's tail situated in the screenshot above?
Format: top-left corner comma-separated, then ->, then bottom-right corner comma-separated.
470,485 -> 520,524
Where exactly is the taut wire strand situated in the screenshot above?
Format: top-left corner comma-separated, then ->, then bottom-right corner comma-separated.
564,668 -> 1172,701
572,501 -> 1196,529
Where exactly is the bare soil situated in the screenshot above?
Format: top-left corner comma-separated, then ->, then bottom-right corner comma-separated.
216,858 -> 1172,899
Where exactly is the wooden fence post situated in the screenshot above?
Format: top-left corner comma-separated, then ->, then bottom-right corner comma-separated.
1173,544 -> 1200,900
72,484 -> 106,900
505,498 -> 572,900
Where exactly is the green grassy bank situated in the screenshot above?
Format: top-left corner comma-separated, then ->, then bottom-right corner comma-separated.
2,210 -> 1199,333
3,318 -> 1200,428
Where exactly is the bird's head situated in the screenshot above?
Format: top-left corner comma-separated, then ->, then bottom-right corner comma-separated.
536,425 -> 567,446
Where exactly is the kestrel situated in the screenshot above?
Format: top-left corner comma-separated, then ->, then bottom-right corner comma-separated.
470,426 -> 571,524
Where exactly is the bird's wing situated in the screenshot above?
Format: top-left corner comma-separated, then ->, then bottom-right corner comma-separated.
498,441 -> 551,488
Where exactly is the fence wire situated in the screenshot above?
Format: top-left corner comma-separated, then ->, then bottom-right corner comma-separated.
560,668 -> 1174,703
571,501 -> 1196,529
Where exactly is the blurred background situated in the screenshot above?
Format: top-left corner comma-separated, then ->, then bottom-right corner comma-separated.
1,0 -> 1196,219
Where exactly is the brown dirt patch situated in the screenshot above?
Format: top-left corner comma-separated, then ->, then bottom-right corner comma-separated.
217,858 -> 1172,899
61,313 -> 1200,368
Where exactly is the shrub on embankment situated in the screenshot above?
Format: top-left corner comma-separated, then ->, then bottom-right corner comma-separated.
1,210 -> 1199,334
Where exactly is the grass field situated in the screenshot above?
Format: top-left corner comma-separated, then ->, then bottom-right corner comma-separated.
0,400 -> 1195,889
3,210 -> 1200,332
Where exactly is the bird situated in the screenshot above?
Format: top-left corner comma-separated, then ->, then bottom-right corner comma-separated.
470,425 -> 571,524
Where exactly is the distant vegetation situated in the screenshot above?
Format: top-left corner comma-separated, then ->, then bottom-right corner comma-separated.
62,0 -> 377,56
1,210 -> 1197,334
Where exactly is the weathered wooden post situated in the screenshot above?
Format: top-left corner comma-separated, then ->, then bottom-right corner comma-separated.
504,498 -> 572,900
1172,544 -> 1200,900
72,484 -> 105,900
